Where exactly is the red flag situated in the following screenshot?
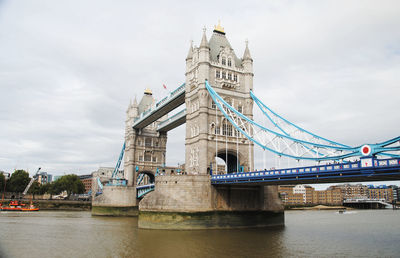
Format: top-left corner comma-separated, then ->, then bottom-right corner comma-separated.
163,84 -> 167,90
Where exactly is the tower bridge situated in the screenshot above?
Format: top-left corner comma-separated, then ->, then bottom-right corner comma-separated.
92,24 -> 400,229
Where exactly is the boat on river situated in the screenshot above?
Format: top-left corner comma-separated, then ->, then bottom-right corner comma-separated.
0,200 -> 39,212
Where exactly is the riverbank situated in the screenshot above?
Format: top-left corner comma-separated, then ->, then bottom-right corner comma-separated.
286,205 -> 350,210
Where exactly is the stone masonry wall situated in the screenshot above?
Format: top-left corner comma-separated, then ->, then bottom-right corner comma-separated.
92,186 -> 137,207
139,175 -> 213,212
139,175 -> 284,213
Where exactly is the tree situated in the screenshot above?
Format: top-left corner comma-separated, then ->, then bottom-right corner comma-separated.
0,173 -> 5,193
57,174 -> 85,198
7,170 -> 30,193
38,183 -> 51,195
43,181 -> 61,199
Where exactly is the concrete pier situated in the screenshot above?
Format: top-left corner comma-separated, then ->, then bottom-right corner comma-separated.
138,175 -> 284,229
92,186 -> 138,216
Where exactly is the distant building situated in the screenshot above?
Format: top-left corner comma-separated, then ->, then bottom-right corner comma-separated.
37,171 -> 52,184
390,185 -> 399,202
278,185 -> 343,206
78,174 -> 92,194
367,185 -> 393,203
315,187 -> 342,205
278,185 -> 315,205
330,184 -> 368,200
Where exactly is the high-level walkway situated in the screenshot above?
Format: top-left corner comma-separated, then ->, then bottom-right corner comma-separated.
132,83 -> 185,130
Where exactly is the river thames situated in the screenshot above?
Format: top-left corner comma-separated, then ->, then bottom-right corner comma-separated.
0,209 -> 399,257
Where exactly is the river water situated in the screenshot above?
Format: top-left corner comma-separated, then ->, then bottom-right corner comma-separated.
0,210 -> 399,258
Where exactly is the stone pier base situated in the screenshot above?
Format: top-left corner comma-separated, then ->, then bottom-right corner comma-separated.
138,175 -> 285,229
92,186 -> 138,216
138,210 -> 284,230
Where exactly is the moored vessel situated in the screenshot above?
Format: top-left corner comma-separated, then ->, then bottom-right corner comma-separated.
1,200 -> 39,212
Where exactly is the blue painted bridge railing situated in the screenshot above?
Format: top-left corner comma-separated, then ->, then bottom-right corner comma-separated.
211,157 -> 400,185
137,184 -> 155,198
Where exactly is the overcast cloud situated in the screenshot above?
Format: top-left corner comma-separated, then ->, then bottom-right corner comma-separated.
0,0 -> 399,189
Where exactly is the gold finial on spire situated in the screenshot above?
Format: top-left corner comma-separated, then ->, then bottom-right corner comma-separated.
214,20 -> 225,34
144,88 -> 152,95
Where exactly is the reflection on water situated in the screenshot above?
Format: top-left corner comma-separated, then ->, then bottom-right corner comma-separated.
0,210 -> 399,258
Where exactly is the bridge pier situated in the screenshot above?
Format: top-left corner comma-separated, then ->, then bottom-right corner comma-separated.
138,175 -> 284,229
92,186 -> 138,216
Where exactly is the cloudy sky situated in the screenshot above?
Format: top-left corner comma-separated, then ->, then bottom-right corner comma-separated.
0,0 -> 399,187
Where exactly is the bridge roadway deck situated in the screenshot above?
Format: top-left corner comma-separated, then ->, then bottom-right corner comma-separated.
133,83 -> 185,129
211,157 -> 400,186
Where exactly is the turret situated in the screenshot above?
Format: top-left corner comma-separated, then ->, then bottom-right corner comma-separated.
199,27 -> 210,62
242,40 -> 254,92
126,96 -> 138,119
186,40 -> 193,71
242,40 -> 253,73
198,27 -> 210,85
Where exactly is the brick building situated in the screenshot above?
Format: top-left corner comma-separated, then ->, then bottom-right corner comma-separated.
78,174 -> 93,194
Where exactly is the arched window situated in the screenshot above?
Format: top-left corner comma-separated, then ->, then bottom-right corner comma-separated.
222,57 -> 226,65
228,58 -> 232,67
228,73 -> 232,80
222,71 -> 226,79
216,70 -> 220,78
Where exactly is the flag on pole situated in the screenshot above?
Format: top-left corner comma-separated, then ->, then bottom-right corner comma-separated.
163,84 -> 167,90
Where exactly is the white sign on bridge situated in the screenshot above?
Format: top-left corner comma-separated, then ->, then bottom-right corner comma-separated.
361,158 -> 373,168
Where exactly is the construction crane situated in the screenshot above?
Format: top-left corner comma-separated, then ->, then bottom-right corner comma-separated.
22,167 -> 41,196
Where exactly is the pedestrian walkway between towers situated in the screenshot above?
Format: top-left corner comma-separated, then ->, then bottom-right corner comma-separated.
132,83 -> 186,131
211,157 -> 400,185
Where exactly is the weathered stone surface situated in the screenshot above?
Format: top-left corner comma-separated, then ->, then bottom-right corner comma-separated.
92,206 -> 138,217
139,210 -> 284,229
139,175 -> 213,212
138,174 -> 284,229
92,186 -> 138,216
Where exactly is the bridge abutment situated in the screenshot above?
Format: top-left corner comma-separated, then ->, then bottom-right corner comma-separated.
138,175 -> 284,229
92,186 -> 138,216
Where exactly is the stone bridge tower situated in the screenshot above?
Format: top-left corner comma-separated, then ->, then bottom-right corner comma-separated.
92,89 -> 167,216
124,89 -> 167,186
185,24 -> 254,175
139,25 -> 283,229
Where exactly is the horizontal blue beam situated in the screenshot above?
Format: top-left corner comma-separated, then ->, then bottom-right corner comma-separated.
211,157 -> 400,185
